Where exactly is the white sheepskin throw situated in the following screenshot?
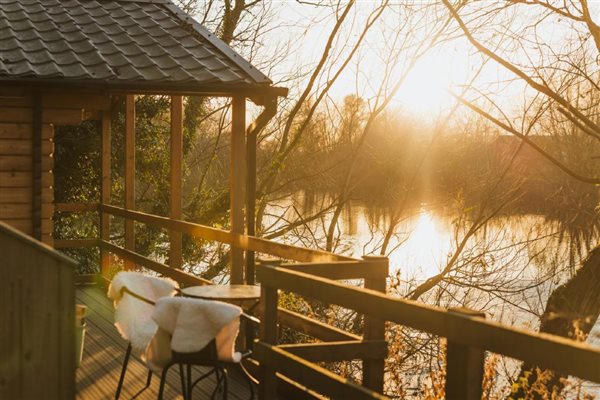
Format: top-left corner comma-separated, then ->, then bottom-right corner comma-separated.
107,271 -> 179,356
152,297 -> 242,362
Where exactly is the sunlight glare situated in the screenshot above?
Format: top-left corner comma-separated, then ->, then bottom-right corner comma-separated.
392,209 -> 452,278
410,210 -> 439,248
394,47 -> 470,116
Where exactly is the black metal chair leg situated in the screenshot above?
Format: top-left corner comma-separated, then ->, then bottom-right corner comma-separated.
221,368 -> 228,400
146,370 -> 153,387
115,343 -> 132,400
179,364 -> 188,400
187,364 -> 192,399
131,370 -> 153,399
158,363 -> 173,400
210,368 -> 222,400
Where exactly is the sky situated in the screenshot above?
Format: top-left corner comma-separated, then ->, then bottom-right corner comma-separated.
192,1 -> 599,128
262,1 -> 505,118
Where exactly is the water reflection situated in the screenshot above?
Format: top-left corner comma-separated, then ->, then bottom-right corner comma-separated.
350,208 -> 453,279
265,193 -> 598,327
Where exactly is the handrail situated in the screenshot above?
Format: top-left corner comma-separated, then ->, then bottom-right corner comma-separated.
100,241 -> 212,287
52,202 -> 359,262
100,204 -> 357,263
257,264 -> 600,385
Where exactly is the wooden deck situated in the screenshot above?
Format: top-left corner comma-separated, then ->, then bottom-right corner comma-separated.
75,285 -> 254,400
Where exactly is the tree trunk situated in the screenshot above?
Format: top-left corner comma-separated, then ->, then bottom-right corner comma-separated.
510,246 -> 600,399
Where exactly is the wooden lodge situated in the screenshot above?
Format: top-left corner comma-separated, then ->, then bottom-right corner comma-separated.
1,1 -> 600,399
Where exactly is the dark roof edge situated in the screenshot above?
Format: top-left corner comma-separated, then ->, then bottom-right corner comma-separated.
0,78 -> 287,97
162,2 -> 273,86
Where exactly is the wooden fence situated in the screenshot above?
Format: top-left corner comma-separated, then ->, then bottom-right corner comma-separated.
0,221 -> 76,399
255,264 -> 600,399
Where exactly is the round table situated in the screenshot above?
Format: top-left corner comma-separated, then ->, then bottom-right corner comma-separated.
181,284 -> 261,311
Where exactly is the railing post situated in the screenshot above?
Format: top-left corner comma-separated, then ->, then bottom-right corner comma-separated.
230,96 -> 246,284
362,255 -> 388,394
258,260 -> 280,400
169,95 -> 183,270
100,110 -> 111,278
124,95 -> 135,270
446,307 -> 486,400
245,125 -> 256,285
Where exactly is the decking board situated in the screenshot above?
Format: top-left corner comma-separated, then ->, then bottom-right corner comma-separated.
75,285 -> 254,400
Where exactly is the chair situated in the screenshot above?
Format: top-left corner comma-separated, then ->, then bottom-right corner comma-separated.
107,271 -> 180,399
151,296 -> 257,400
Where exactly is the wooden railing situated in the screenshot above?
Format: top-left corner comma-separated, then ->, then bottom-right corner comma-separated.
255,264 -> 600,399
54,202 -> 600,399
53,202 -> 388,398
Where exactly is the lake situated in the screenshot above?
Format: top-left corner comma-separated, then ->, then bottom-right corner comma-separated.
266,193 -> 600,339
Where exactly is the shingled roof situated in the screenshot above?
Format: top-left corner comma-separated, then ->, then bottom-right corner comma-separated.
0,0 -> 284,96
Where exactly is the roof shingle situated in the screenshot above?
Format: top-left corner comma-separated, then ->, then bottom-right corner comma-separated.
0,0 -> 276,93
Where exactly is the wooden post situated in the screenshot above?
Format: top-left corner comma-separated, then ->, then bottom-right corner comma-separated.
259,261 -> 279,400
169,95 -> 183,270
362,255 -> 388,394
100,110 -> 111,277
245,126 -> 256,285
230,96 -> 246,284
445,308 -> 486,400
124,95 -> 135,270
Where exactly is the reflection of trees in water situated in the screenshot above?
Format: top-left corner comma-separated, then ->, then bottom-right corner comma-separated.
266,191 -> 599,396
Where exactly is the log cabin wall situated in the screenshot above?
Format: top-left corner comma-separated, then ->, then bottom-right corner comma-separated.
0,91 -> 109,247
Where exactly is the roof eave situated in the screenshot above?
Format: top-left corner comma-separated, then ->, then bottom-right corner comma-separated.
0,78 -> 288,98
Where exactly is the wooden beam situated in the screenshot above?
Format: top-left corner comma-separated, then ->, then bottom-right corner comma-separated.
100,111 -> 111,277
254,343 -> 388,400
445,308 -> 486,400
54,203 -> 99,212
243,235 -> 356,263
280,260 -> 388,280
124,95 -> 135,270
0,123 -> 52,139
259,283 -> 279,400
230,96 -> 245,284
0,107 -> 84,125
169,95 -> 183,270
242,359 -> 322,400
100,204 -> 233,244
362,256 -> 387,393
246,122 -> 256,284
100,204 -> 356,262
42,93 -> 111,111
0,155 -> 52,171
100,241 -> 212,287
277,308 -> 361,342
54,239 -> 99,249
0,139 -> 52,155
279,340 -> 387,362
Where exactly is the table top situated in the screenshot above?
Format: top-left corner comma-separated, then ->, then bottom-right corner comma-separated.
181,284 -> 261,301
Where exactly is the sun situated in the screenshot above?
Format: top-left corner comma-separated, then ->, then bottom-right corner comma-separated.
394,47 -> 471,116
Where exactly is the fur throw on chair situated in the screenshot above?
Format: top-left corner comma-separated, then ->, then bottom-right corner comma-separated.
152,297 -> 243,362
107,271 -> 179,355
